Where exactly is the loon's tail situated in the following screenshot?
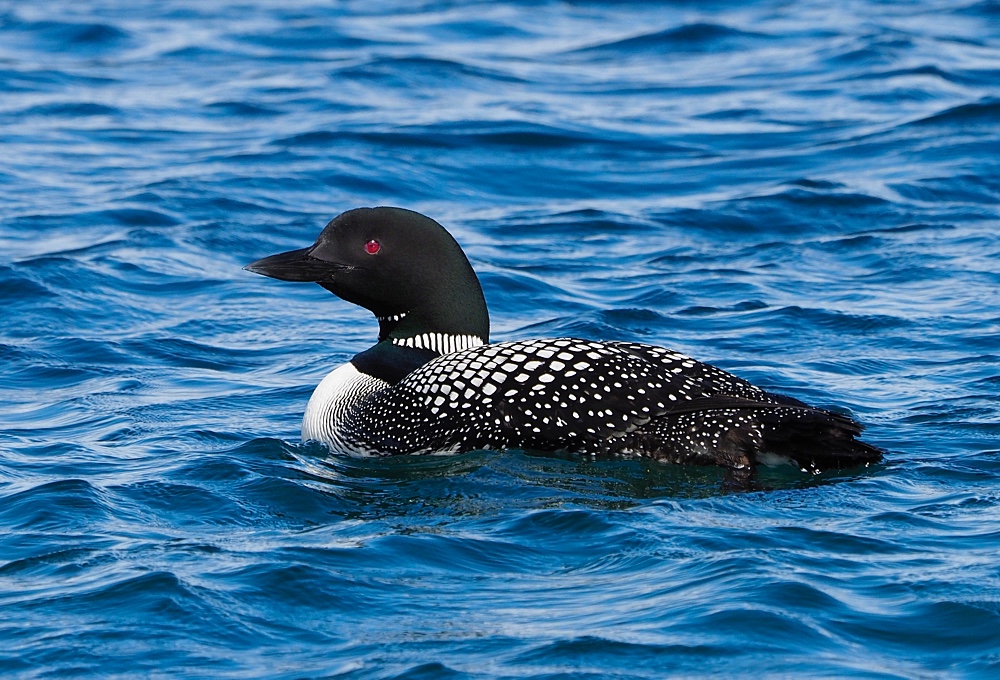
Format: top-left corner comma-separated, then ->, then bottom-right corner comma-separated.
638,396 -> 884,473
755,406 -> 884,473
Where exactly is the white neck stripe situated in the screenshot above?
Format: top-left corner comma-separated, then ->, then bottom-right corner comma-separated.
391,333 -> 485,354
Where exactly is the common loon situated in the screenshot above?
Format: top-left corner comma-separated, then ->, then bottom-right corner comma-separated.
246,207 -> 882,475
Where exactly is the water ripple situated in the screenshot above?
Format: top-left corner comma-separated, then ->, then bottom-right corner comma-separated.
1,0 -> 999,677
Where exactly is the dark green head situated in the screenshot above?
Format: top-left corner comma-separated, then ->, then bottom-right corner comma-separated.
246,207 -> 490,344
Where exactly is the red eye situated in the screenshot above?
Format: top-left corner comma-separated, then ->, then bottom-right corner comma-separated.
365,239 -> 381,255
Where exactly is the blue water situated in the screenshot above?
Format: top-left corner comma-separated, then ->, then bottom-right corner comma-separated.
2,0 -> 1000,676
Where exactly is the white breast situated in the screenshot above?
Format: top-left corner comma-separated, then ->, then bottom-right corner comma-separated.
301,362 -> 389,453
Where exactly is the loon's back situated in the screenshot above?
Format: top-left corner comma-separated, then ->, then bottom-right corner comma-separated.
305,338 -> 882,473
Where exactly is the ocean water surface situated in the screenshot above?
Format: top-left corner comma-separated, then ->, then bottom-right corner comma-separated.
2,0 -> 1000,676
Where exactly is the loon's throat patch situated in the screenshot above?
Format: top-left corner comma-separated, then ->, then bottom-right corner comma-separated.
391,333 -> 485,355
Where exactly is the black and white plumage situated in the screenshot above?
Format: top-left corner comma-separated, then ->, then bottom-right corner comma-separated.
247,207 -> 883,475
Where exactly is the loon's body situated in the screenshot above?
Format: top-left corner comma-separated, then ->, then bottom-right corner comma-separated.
247,207 -> 882,475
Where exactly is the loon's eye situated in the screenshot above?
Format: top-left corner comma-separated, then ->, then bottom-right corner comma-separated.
365,239 -> 381,255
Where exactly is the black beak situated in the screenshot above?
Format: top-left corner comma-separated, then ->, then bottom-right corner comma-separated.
245,247 -> 348,282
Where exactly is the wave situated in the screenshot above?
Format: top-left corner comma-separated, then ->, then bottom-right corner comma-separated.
575,22 -> 774,54
909,97 -> 1000,126
2,17 -> 131,52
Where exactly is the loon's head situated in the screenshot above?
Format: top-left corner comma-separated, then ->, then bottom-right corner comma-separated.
246,207 -> 490,345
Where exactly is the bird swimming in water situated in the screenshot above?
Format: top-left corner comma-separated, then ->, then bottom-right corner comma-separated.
246,207 -> 883,478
